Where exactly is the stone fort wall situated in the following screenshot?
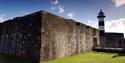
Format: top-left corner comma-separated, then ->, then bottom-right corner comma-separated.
0,12 -> 42,62
0,10 -> 100,62
41,11 -> 100,61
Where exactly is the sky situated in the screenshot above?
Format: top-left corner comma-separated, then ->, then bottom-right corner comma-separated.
0,0 -> 125,37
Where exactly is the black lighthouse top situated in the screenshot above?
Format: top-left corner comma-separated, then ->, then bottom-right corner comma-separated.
97,10 -> 106,18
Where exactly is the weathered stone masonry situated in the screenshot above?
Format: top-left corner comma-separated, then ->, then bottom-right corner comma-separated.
0,10 -> 100,62
0,12 -> 42,62
41,11 -> 100,61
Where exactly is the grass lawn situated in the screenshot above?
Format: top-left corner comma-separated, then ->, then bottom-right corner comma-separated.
43,51 -> 125,63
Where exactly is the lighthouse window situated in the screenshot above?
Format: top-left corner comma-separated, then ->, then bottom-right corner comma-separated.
99,21 -> 104,26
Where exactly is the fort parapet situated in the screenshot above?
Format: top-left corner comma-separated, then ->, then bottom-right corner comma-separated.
0,10 -> 100,62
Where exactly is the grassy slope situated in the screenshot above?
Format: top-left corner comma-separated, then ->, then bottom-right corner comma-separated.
43,52 -> 125,63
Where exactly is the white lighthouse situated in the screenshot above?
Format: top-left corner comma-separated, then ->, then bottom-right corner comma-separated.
97,10 -> 106,47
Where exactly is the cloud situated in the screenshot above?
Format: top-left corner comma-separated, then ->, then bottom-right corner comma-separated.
0,14 -> 6,23
113,0 -> 125,7
67,12 -> 74,18
50,0 -> 64,13
51,0 -> 59,5
105,18 -> 125,37
57,6 -> 64,13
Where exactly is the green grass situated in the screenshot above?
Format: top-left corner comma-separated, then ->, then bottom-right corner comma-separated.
43,51 -> 125,63
0,54 -> 36,63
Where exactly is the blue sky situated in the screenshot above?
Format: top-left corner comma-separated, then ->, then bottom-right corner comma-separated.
0,0 -> 125,36
0,0 -> 124,20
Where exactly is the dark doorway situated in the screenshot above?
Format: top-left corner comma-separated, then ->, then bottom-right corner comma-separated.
94,38 -> 97,47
